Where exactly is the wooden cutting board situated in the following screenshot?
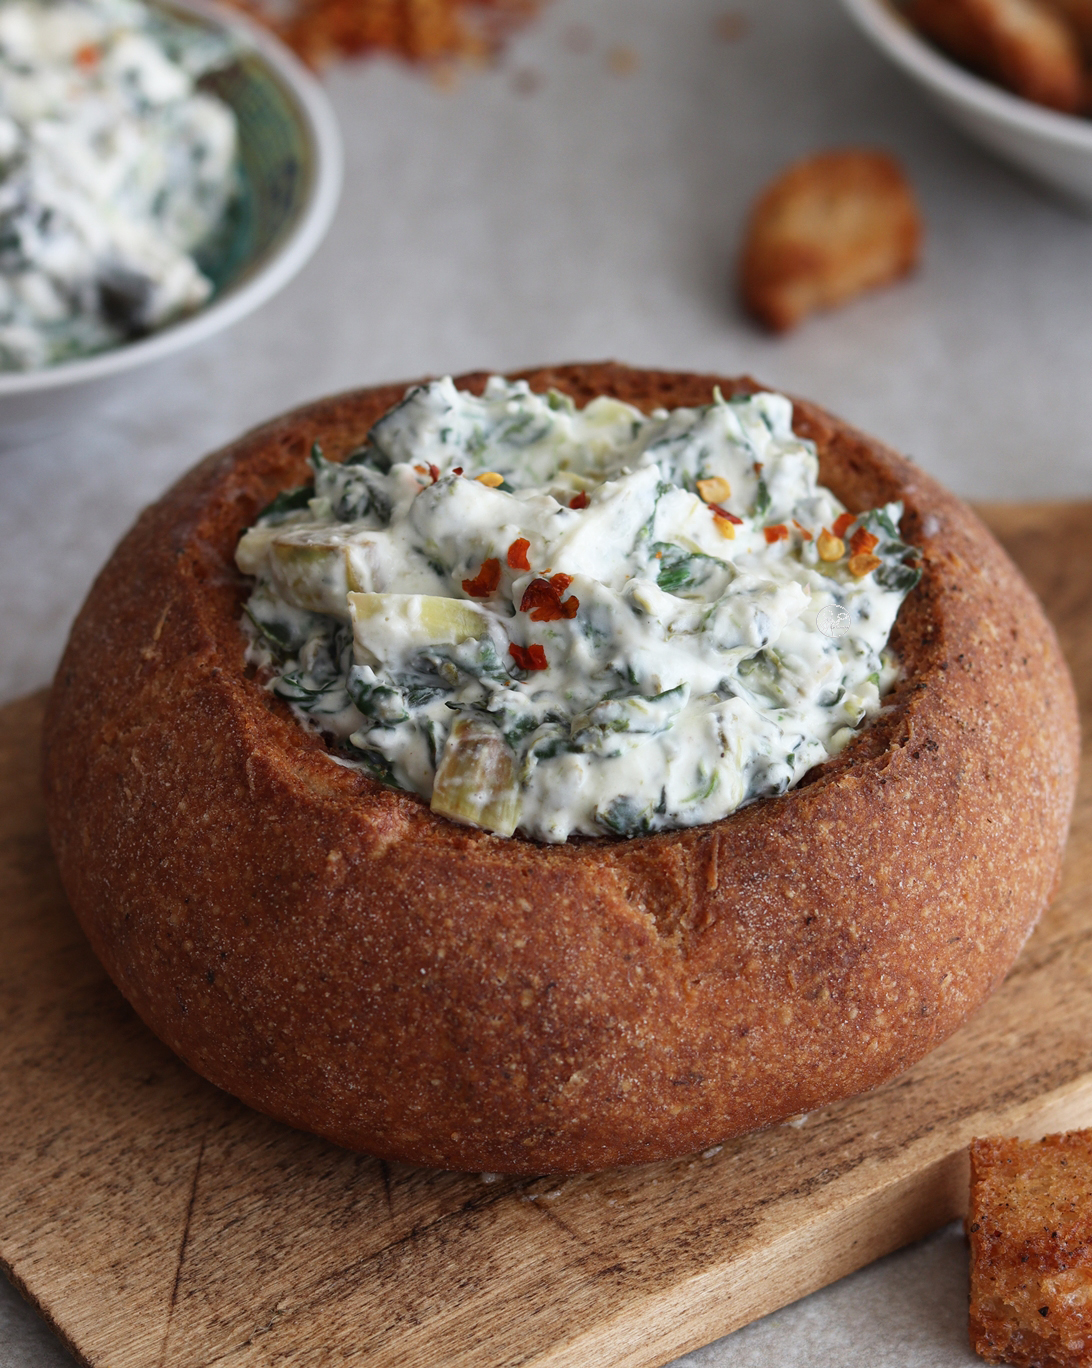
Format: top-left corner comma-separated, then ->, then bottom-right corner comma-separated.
2,501 -> 1091,1368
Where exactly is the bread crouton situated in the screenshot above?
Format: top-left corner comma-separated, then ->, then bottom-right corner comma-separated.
1045,0 -> 1092,79
907,0 -> 1083,112
738,150 -> 922,333
968,1131 -> 1092,1367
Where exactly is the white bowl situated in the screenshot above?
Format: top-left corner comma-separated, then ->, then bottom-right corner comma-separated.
0,0 -> 342,445
841,0 -> 1092,207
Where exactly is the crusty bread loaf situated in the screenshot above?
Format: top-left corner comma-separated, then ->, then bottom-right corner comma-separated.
969,1131 -> 1092,1366
42,363 -> 1079,1173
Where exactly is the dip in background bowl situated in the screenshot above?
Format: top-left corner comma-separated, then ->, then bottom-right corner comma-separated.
0,0 -> 341,445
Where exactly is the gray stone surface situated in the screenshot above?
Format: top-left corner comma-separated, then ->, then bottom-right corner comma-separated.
3,0 -> 1088,1359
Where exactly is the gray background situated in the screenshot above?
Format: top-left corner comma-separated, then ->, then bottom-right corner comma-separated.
2,0 -> 1088,1360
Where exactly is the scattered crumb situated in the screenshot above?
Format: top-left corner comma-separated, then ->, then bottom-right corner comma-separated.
480,1171 -> 500,1182
606,43 -> 638,75
1052,0 -> 1092,59
702,1145 -> 723,1159
511,65 -> 542,94
738,148 -> 923,332
968,1129 -> 1092,1367
786,1112 -> 810,1128
221,0 -> 550,69
526,1188 -> 562,1201
430,59 -> 461,89
562,21 -> 594,53
716,11 -> 749,42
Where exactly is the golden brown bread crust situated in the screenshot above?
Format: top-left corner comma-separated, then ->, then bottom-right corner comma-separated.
969,1131 -> 1092,1366
43,362 -> 1079,1174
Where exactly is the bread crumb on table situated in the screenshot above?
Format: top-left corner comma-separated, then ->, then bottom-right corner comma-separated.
715,12 -> 749,42
221,0 -> 547,67
606,44 -> 639,76
738,148 -> 922,333
968,1130 -> 1092,1367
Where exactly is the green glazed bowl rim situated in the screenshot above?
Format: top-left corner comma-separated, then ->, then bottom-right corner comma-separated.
0,0 -> 343,398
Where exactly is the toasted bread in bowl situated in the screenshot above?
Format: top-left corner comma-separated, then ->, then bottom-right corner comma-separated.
43,363 -> 1079,1174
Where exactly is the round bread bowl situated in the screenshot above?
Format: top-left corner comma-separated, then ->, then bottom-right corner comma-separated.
43,363 -> 1079,1175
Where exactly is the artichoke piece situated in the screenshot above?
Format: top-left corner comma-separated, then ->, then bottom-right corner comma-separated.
430,716 -> 521,837
349,592 -> 490,672
235,524 -> 282,577
267,540 -> 363,618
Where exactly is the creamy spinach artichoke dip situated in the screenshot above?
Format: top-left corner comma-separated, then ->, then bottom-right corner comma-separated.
0,0 -> 238,370
237,379 -> 922,844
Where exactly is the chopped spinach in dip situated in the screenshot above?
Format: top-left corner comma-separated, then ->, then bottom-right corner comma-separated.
0,0 -> 238,370
237,379 -> 922,844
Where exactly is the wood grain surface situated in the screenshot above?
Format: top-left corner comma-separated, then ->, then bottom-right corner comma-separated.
1,502 -> 1091,1368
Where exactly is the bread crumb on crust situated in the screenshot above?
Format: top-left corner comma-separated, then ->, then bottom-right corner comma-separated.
908,0 -> 1083,111
738,150 -> 922,334
969,1131 -> 1092,1367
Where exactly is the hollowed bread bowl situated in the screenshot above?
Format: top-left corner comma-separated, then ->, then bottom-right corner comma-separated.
43,363 -> 1079,1174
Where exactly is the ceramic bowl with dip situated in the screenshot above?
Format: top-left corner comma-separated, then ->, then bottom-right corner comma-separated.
0,0 -> 342,445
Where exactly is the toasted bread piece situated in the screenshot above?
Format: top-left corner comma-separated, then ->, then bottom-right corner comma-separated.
968,1131 -> 1092,1367
739,150 -> 922,333
908,0 -> 1083,111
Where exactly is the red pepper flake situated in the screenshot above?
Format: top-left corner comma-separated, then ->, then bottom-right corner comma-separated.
520,576 -> 579,621
462,558 -> 501,598
569,491 -> 589,510
792,519 -> 813,541
74,43 -> 100,68
429,464 -> 440,483
452,467 -> 463,476
832,512 -> 855,539
509,642 -> 548,671
850,527 -> 879,556
709,504 -> 743,525
507,537 -> 531,571
848,552 -> 882,580
764,524 -> 790,544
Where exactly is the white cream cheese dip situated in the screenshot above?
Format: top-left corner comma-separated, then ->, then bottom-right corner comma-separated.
237,378 -> 922,844
0,0 -> 238,369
